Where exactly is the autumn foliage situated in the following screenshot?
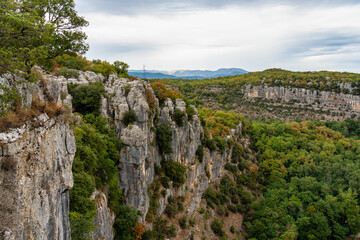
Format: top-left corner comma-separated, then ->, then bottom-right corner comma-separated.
131,222 -> 146,240
0,98 -> 64,132
145,88 -> 157,111
150,81 -> 183,105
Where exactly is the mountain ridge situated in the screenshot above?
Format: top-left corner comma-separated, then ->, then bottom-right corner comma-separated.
129,67 -> 248,79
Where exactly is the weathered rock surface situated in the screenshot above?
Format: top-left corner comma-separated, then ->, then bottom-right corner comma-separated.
0,73 -> 75,240
91,190 -> 115,240
101,76 -> 243,225
0,71 -> 243,240
244,85 -> 360,118
0,113 -> 75,240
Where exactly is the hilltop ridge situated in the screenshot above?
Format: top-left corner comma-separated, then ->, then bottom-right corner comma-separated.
129,67 -> 248,79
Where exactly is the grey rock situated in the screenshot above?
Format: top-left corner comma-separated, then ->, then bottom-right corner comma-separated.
0,115 -> 75,240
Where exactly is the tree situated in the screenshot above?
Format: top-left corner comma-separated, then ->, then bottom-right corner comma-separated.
0,0 -> 88,76
113,61 -> 129,77
114,205 -> 139,240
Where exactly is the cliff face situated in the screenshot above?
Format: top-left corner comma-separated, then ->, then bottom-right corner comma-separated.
0,71 -> 242,240
244,85 -> 360,118
0,74 -> 75,240
101,75 -> 242,224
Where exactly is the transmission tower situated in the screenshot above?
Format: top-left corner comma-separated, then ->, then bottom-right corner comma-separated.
143,65 -> 146,80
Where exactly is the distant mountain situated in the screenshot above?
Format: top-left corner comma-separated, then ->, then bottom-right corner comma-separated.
128,68 -> 248,79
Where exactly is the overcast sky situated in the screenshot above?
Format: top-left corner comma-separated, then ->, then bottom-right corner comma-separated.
75,0 -> 360,72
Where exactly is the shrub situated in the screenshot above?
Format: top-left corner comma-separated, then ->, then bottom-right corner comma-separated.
0,98 -> 64,132
211,219 -> 226,238
121,110 -> 137,126
225,163 -> 238,174
114,205 -> 139,240
124,84 -> 131,96
0,85 -> 22,116
230,226 -> 235,234
160,176 -> 170,189
156,124 -> 173,155
214,136 -> 227,155
145,88 -> 157,111
131,222 -> 146,240
68,82 -> 105,115
70,172 -> 96,215
144,218 -> 177,239
186,105 -> 196,121
196,145 -> 204,163
177,202 -> 184,212
150,81 -> 183,106
162,159 -> 186,186
179,216 -> 187,229
154,164 -> 162,175
165,202 -> 178,218
203,131 -> 217,152
70,211 -> 97,240
57,67 -> 80,78
161,189 -> 167,197
174,108 -> 186,127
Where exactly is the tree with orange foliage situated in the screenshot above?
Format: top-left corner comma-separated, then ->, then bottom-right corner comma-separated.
131,222 -> 146,240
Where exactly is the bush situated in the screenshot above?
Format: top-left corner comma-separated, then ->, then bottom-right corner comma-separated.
225,163 -> 238,174
58,67 -> 80,78
161,189 -> 167,197
160,176 -> 170,189
131,222 -> 146,240
70,211 -> 97,240
165,202 -> 178,218
145,88 -> 157,111
186,105 -> 196,121
162,159 -> 186,187
156,124 -> 173,155
121,110 -> 137,126
174,108 -> 186,127
203,131 -> 217,152
179,216 -> 187,229
70,172 -> 96,215
114,205 -> 139,240
214,136 -> 227,155
68,82 -> 105,115
196,145 -> 204,163
211,219 -> 226,238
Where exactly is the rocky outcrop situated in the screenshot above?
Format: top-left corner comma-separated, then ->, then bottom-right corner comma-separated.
244,85 -> 360,118
91,190 -> 115,240
0,73 -> 75,240
100,76 -> 243,224
0,70 -> 242,240
0,114 -> 75,240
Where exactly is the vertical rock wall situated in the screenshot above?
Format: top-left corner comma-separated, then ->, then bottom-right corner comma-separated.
101,76 -> 242,224
0,73 -> 75,240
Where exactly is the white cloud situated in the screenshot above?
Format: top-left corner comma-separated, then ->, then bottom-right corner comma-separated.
78,2 -> 360,72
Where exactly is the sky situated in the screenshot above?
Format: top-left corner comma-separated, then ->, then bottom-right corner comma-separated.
75,0 -> 360,72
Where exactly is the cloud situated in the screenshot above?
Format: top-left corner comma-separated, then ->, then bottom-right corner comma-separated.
76,0 -> 360,15
75,0 -> 360,72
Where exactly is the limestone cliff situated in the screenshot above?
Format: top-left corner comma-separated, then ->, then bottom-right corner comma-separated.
0,71 -> 242,240
244,85 -> 360,119
100,75 -> 243,226
0,73 -> 75,240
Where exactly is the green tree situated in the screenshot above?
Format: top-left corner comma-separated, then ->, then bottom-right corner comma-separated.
114,205 -> 139,240
0,0 -> 88,75
113,61 -> 129,77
